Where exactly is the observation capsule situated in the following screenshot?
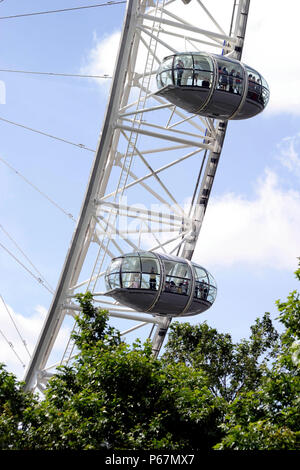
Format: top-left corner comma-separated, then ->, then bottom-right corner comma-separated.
105,251 -> 217,317
156,52 -> 270,120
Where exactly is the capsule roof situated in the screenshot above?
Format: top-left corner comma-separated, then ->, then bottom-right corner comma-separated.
105,251 -> 217,317
156,52 -> 270,120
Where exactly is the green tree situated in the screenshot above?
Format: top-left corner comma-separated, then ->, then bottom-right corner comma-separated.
215,264 -> 300,450
0,364 -> 37,449
5,292 -> 223,450
163,312 -> 279,402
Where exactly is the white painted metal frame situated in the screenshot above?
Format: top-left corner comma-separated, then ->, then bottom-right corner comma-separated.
24,0 -> 250,391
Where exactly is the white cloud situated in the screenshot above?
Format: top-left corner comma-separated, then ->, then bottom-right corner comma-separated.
80,31 -> 121,88
0,301 -> 71,380
0,301 -> 45,378
236,0 -> 300,115
137,151 -> 300,272
276,133 -> 300,177
195,167 -> 300,271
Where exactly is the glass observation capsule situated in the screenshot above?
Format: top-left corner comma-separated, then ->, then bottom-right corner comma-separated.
105,251 -> 217,317
156,52 -> 270,120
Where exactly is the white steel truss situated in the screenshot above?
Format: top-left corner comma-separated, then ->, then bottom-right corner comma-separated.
24,0 -> 251,391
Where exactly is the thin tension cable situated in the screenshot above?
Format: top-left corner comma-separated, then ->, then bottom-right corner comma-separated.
0,241 -> 54,294
0,155 -> 77,223
0,294 -> 31,359
0,327 -> 26,368
0,116 -> 95,153
0,69 -> 112,79
0,223 -> 54,293
0,1 -> 126,20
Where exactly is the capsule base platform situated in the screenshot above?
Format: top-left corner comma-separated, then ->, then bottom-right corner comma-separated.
156,84 -> 265,120
105,287 -> 211,317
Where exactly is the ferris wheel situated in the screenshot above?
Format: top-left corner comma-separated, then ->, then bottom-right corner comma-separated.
19,0 -> 269,392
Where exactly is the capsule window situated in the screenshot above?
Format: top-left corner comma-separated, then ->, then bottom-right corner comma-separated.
157,56 -> 174,87
216,58 -> 244,95
194,281 -> 209,301
105,258 -> 122,290
122,256 -> 141,272
192,54 -> 213,88
260,75 -> 270,106
174,54 -> 193,86
245,66 -> 262,103
163,260 -> 191,295
207,285 -> 217,303
194,266 -> 208,282
261,87 -> 270,106
122,272 -> 141,289
141,256 -> 160,291
121,256 -> 141,289
207,272 -> 217,288
106,272 -> 121,290
159,70 -> 173,87
107,258 -> 122,275
141,272 -> 159,290
140,257 -> 160,274
161,56 -> 174,71
193,265 -> 209,300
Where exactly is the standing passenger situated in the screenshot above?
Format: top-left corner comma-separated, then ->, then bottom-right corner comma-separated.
193,60 -> 201,85
248,74 -> 256,99
235,71 -> 242,94
229,69 -> 235,93
221,66 -> 228,90
217,66 -> 222,89
149,267 -> 156,290
176,59 -> 184,86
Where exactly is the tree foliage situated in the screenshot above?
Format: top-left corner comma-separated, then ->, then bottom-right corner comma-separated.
163,312 -> 279,402
0,292 -> 223,450
0,265 -> 299,450
0,364 -> 38,449
214,264 -> 300,450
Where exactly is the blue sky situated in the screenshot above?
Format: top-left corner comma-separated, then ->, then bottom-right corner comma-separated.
0,0 -> 299,378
